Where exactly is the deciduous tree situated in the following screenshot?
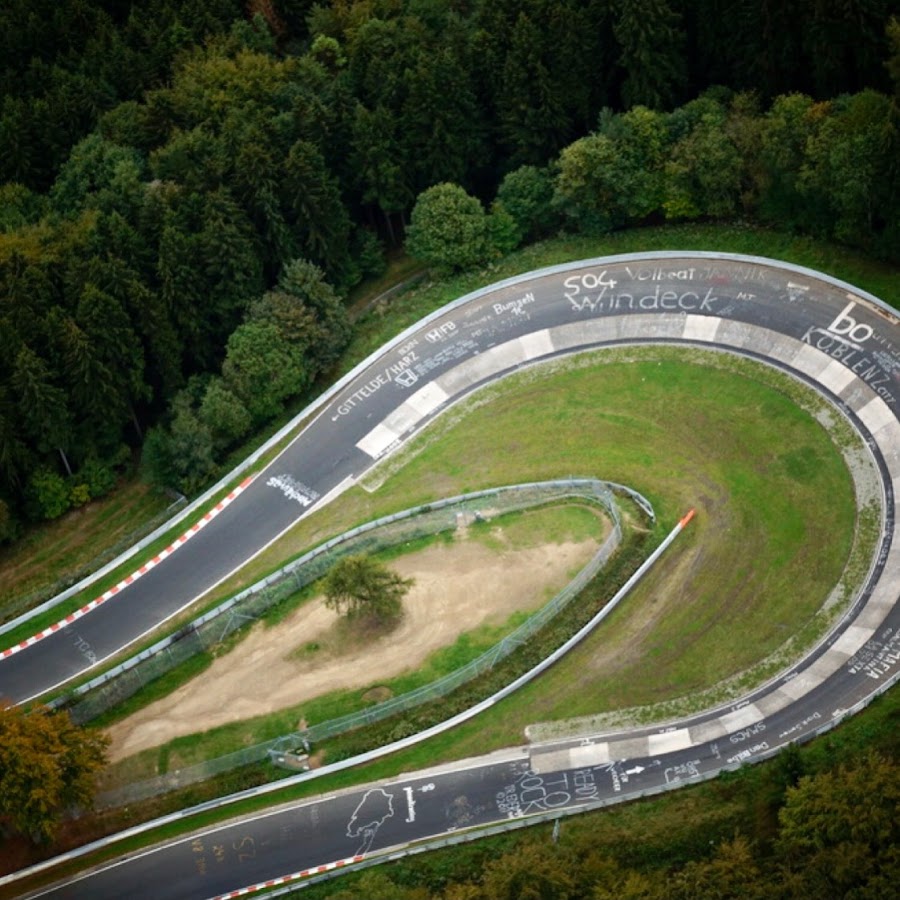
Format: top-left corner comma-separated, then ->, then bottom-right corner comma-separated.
553,133 -> 623,233
406,183 -> 491,274
799,89 -> 894,247
481,839 -> 577,900
198,377 -> 252,450
25,468 -> 71,521
495,165 -> 558,243
775,751 -> 899,897
221,320 -> 310,423
669,835 -> 765,899
664,109 -> 743,220
0,702 -> 108,843
141,391 -> 216,494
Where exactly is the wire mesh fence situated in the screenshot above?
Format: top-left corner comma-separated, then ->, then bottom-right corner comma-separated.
87,479 -> 650,809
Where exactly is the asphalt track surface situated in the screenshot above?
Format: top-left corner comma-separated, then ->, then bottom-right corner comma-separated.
9,252 -> 900,899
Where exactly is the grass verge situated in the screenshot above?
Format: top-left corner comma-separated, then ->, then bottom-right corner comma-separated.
90,501 -> 608,738
0,223 -> 891,886
4,222 -> 895,688
0,480 -> 174,619
86,346 -> 861,803
3,667 -> 897,899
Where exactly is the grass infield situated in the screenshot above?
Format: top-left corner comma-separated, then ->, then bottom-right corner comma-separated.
97,345 -> 861,789
0,223 -> 891,885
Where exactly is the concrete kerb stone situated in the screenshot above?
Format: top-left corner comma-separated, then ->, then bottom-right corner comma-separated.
10,252 -> 889,639
255,666 -> 900,900
5,253 -> 900,895
525,331 -> 892,751
126,296 -> 889,780
355,314 -> 889,758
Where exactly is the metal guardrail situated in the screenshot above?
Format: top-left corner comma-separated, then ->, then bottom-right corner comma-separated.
0,494 -> 186,634
88,479 -> 652,808
2,493 -> 681,898
13,251 -> 878,639
242,661 -> 900,899
10,250 -> 896,894
63,480 -> 630,714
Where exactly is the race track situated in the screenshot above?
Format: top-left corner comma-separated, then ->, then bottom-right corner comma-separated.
6,252 -> 900,899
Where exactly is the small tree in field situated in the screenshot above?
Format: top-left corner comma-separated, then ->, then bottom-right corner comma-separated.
322,554 -> 413,624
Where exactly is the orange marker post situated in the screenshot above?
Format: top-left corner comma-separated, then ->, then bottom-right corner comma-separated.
679,508 -> 696,528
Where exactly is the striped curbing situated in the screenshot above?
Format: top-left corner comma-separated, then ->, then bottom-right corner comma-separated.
208,855 -> 364,899
0,477 -> 254,661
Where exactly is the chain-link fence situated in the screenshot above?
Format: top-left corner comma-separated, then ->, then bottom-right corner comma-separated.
268,511 -> 622,755
88,479 -> 651,808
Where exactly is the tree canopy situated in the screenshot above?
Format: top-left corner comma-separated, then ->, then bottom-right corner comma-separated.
406,183 -> 493,274
1,1 -> 899,541
0,702 -> 109,843
321,554 -> 413,624
289,749 -> 900,899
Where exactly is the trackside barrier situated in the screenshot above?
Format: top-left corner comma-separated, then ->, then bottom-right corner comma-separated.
13,251 -> 886,640
205,663 -> 900,900
0,494 -> 186,636
65,479 -> 631,716
3,480 -> 253,665
83,480 -> 651,808
2,503 -> 691,898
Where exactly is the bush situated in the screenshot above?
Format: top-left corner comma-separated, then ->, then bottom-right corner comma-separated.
78,457 -> 118,498
26,469 -> 71,521
496,165 -> 558,242
487,203 -> 523,256
69,483 -> 91,508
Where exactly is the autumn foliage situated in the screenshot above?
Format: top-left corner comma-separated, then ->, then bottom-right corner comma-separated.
0,702 -> 108,843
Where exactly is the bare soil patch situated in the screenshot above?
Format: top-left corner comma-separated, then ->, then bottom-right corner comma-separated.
105,533 -> 600,761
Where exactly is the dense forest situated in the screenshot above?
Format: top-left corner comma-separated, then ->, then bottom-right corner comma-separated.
1,0 -> 899,540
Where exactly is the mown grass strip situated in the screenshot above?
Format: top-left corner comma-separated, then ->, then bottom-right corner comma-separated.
4,677 -> 897,900
88,502 -> 606,735
0,481 -> 174,618
0,225 -> 887,886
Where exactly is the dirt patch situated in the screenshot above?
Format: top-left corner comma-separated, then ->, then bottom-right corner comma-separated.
105,534 -> 600,761
361,686 -> 393,703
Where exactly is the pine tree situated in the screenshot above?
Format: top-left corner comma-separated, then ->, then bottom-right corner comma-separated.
322,554 -> 413,624
613,0 -> 688,109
